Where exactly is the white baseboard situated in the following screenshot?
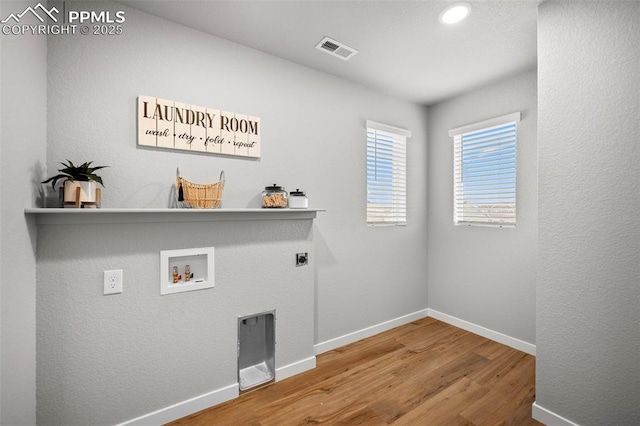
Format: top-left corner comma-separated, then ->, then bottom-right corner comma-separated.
117,383 -> 239,426
426,309 -> 536,356
532,401 -> 581,426
276,356 -> 316,381
314,309 -> 429,355
117,355 -> 317,426
119,308 -> 535,425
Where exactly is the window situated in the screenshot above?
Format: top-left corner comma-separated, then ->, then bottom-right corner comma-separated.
366,120 -> 411,225
449,112 -> 521,227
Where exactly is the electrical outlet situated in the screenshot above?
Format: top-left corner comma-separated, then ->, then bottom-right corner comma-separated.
296,253 -> 308,267
104,269 -> 123,295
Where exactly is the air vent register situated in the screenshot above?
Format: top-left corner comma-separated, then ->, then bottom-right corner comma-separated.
315,36 -> 358,61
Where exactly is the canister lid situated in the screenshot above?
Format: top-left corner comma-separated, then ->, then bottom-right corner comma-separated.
265,184 -> 285,191
290,189 -> 306,196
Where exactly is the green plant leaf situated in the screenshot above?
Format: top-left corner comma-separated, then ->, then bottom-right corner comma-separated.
41,159 -> 108,189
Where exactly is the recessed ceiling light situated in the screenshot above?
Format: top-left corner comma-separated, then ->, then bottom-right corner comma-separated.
439,2 -> 471,25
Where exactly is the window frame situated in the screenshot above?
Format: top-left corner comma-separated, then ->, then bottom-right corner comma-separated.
449,112 -> 521,228
366,120 -> 411,226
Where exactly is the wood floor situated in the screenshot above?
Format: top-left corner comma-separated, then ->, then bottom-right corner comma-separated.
168,317 -> 541,425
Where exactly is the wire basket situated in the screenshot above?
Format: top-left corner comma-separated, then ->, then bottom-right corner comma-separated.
176,169 -> 225,209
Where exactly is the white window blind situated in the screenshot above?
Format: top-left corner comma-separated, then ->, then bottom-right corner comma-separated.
366,120 -> 411,226
450,112 -> 520,227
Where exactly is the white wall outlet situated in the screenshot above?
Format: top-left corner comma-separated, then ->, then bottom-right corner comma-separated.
103,269 -> 123,295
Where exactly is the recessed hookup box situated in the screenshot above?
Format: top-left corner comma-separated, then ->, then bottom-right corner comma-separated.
160,247 -> 214,295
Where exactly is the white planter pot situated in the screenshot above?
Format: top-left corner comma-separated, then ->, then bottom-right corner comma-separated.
64,180 -> 97,203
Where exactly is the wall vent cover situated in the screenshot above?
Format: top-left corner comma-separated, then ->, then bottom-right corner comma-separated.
315,36 -> 358,61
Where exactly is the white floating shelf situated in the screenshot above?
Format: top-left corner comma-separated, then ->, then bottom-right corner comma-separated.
24,208 -> 325,225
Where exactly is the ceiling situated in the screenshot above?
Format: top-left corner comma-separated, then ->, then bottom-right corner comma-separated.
120,1 -> 538,106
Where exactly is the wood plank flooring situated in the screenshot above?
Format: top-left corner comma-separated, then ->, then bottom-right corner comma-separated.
167,317 -> 541,425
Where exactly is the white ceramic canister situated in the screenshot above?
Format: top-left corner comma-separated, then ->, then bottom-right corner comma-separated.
288,189 -> 308,209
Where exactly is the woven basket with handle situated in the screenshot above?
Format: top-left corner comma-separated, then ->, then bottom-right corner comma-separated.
176,169 -> 225,209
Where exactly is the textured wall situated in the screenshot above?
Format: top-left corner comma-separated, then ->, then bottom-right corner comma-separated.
41,1 -> 428,423
537,1 -> 640,424
46,1 -> 429,346
427,70 -> 537,345
0,1 -> 47,424
37,219 -> 314,425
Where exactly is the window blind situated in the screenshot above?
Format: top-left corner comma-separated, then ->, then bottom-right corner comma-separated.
451,112 -> 520,227
366,120 -> 411,226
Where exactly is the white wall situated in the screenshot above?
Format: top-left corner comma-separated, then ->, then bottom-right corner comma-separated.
45,1 -> 428,346
0,1 -> 48,424
0,9 -> 3,420
39,1 -> 428,423
427,70 -> 537,345
37,218 -> 315,425
536,1 -> 640,425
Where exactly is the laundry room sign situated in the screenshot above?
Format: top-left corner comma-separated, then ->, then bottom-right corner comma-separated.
137,95 -> 261,158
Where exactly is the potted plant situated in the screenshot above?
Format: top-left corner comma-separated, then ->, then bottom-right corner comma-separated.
41,160 -> 107,204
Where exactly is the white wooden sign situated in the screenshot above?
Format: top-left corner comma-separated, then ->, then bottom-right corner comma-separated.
137,95 -> 261,158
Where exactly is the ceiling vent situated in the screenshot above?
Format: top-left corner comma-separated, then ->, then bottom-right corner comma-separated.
315,36 -> 358,61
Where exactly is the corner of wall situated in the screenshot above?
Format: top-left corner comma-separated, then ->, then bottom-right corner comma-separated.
0,0 -> 47,422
